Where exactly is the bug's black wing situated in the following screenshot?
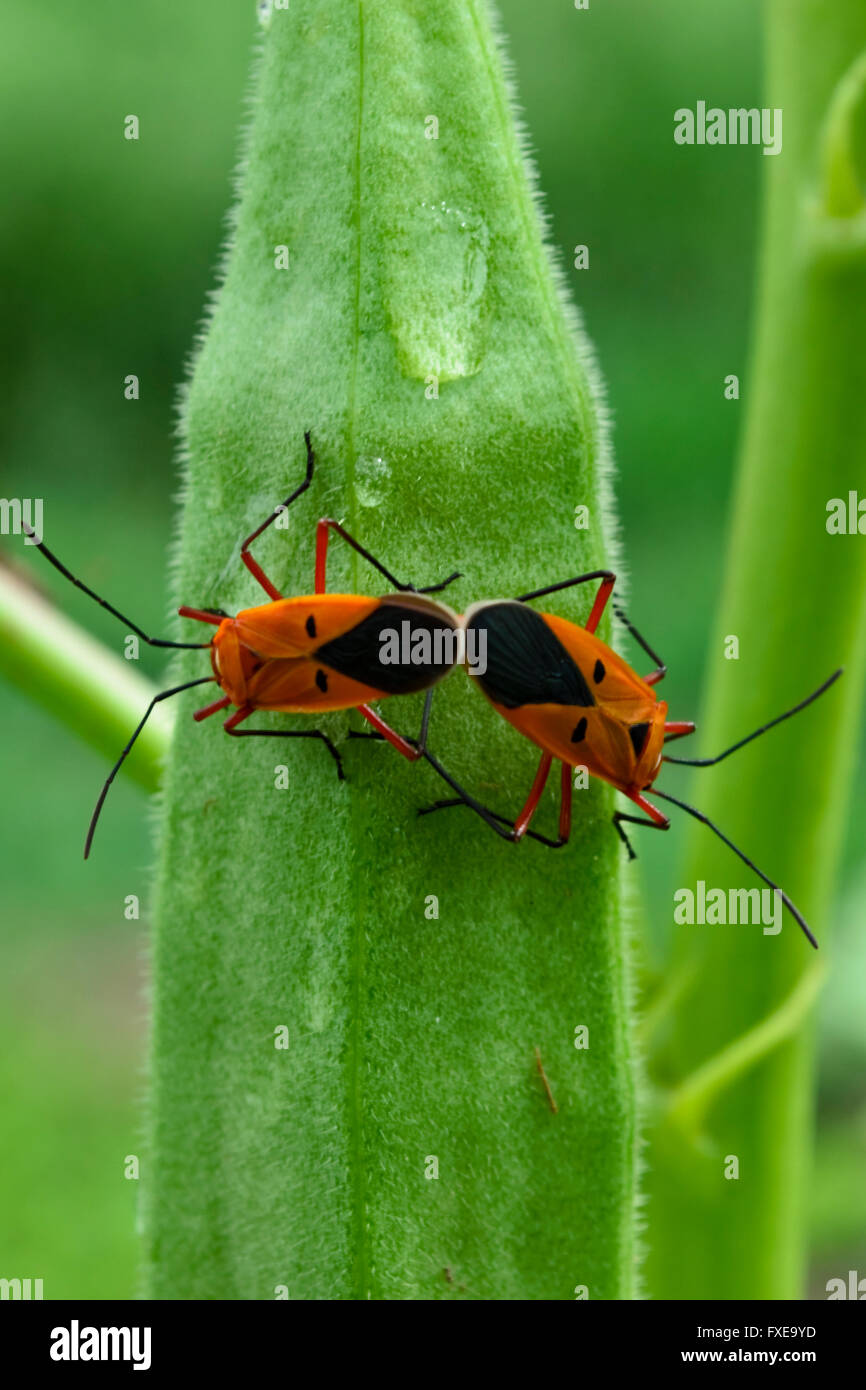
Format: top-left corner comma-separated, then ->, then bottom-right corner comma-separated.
466,602 -> 595,709
316,602 -> 458,696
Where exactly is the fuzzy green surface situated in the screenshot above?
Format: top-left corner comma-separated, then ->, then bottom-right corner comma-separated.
146,1 -> 637,1300
646,0 -> 866,1300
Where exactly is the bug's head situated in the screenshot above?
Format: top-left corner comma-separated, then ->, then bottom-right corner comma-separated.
629,700 -> 669,791
209,617 -> 261,706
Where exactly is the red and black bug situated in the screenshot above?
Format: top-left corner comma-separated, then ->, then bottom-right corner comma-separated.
24,433 -> 462,857
419,569 -> 841,948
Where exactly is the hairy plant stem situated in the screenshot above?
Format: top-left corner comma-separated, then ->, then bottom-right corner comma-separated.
646,0 -> 866,1299
0,565 -> 168,789
146,0 -> 638,1300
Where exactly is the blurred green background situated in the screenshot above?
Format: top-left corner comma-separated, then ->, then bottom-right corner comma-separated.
1,0 -> 863,1298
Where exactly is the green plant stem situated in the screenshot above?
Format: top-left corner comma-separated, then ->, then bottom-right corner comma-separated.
0,564 -> 168,789
666,963 -> 826,1139
147,0 -> 638,1300
646,0 -> 866,1299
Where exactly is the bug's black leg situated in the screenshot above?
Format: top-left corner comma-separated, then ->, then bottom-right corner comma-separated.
316,519 -> 403,591
612,604 -> 666,685
416,570 -> 462,595
413,687 -> 435,755
240,430 -> 316,600
234,431 -> 456,598
418,750 -> 567,847
515,569 -> 616,635
419,796 -> 567,849
224,719 -> 345,781
515,574 -> 666,679
316,516 -> 461,596
419,751 -> 515,841
85,676 -> 215,858
651,787 -> 819,949
611,810 -> 668,861
612,788 -> 670,860
21,525 -> 210,651
516,569 -> 615,604
663,670 -> 843,767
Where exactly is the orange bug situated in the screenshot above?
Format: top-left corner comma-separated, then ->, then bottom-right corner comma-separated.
24,433 -> 462,857
418,570 -> 841,948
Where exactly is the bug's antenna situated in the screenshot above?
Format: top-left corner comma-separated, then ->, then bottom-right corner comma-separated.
85,677 -> 214,859
664,670 -> 843,768
21,524 -> 210,650
651,787 -> 818,949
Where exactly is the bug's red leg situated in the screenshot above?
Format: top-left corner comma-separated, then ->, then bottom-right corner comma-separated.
585,577 -> 616,635
425,754 -> 568,846
630,790 -> 670,824
612,791 -> 670,860
194,694 -> 232,722
314,519 -> 331,593
315,517 -> 461,596
358,703 -> 422,761
516,570 -> 616,632
514,753 -> 554,840
517,575 -> 667,681
418,752 -> 565,847
558,761 -> 573,842
425,752 -> 561,844
316,519 -> 405,593
239,431 -> 316,601
223,705 -> 253,733
663,721 -> 696,742
241,551 -> 283,602
349,688 -> 437,757
178,606 -> 226,627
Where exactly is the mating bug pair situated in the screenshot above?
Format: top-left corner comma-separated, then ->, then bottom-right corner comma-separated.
26,433 -> 840,948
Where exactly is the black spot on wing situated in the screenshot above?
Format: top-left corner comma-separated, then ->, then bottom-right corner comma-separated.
593,658 -> 605,684
468,604 -> 595,709
571,717 -> 588,743
628,722 -> 649,758
306,614 -> 316,639
315,669 -> 328,693
315,602 -> 457,695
